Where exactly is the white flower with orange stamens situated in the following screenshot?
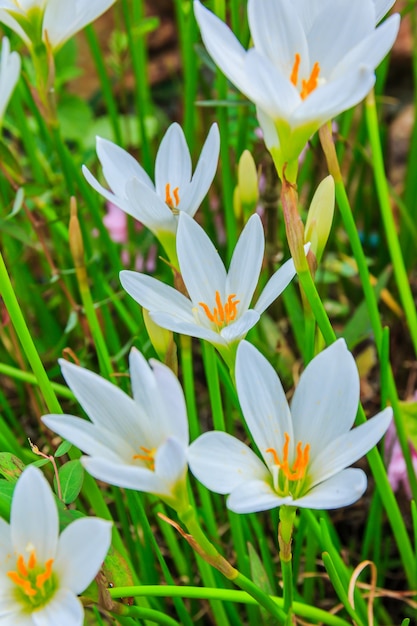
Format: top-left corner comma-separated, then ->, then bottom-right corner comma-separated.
0,465 -> 111,625
188,340 -> 392,512
0,0 -> 117,50
42,348 -> 190,511
194,0 -> 400,179
83,122 -> 220,265
120,212 -> 298,365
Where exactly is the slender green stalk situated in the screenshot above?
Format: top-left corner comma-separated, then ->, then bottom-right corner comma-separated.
109,585 -> 352,626
0,362 -> 73,399
365,90 -> 417,358
112,604 -> 181,625
202,342 -> 226,431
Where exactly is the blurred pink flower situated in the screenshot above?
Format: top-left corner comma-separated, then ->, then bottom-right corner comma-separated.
385,421 -> 417,498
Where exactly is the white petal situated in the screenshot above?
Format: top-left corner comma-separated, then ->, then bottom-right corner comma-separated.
82,165 -> 134,216
373,0 -> 396,23
154,437 -> 188,487
254,256 -> 296,314
188,431 -> 270,494
309,407 -> 392,485
41,414 -> 135,463
96,136 -> 153,197
32,588 -> 83,626
58,359 -> 153,446
248,0 -> 309,75
227,480 -> 291,514
226,214 -> 264,313
150,312 -> 225,345
177,213 -> 227,307
0,11 -> 30,45
55,518 -> 112,594
194,1 -> 248,94
11,467 -> 58,563
0,37 -> 20,120
150,359 -> 189,445
256,107 -> 280,151
235,341 -> 292,467
124,177 -> 177,235
290,339 -> 359,455
43,0 -> 117,49
292,468 -> 367,509
220,310 -> 260,343
82,457 -> 171,496
155,123 -> 191,197
120,271 -> 194,320
179,123 -> 220,215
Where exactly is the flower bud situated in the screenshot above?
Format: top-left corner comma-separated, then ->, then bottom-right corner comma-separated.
237,150 -> 258,218
305,175 -> 335,265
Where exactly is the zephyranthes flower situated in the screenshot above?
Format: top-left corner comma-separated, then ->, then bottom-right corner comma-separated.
0,465 -> 112,625
188,339 -> 392,512
83,122 -> 220,265
0,37 -> 20,124
120,212 -> 298,366
194,0 -> 400,179
42,348 -> 190,511
0,0 -> 117,50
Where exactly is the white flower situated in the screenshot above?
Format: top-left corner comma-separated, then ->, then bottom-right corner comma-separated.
42,348 -> 190,510
120,212 -> 297,364
194,0 -> 400,175
0,37 -> 20,123
0,0 -> 117,50
83,123 -> 220,263
0,465 -> 112,625
188,339 -> 392,512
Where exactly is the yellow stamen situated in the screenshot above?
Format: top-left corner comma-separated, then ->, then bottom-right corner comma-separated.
266,432 -> 310,482
290,53 -> 321,100
133,446 -> 156,470
199,291 -> 240,327
165,183 -> 180,209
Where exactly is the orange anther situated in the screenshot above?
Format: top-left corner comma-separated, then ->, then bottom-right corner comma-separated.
266,433 -> 310,483
290,52 -> 301,86
133,446 -> 156,470
36,559 -> 54,589
165,183 -> 180,208
17,554 -> 28,577
199,292 -> 240,328
300,61 -> 320,100
28,550 -> 37,569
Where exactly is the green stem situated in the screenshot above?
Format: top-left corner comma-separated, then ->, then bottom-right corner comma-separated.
112,604 -> 181,626
278,506 -> 296,617
109,585 -> 351,626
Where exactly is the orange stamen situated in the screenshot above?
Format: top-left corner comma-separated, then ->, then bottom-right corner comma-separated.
36,559 -> 54,589
28,550 -> 37,569
199,292 -> 240,327
290,52 -> 301,86
266,433 -> 310,482
7,571 -> 37,597
133,446 -> 155,470
17,554 -> 28,578
165,183 -> 180,208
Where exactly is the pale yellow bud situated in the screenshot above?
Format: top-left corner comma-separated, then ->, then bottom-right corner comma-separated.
237,150 -> 258,214
305,175 -> 335,264
143,309 -> 178,374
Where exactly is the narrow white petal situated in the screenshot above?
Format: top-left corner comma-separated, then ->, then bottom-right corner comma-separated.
150,312 -> 226,345
82,457 -> 170,496
0,37 -> 20,120
155,437 -> 188,487
227,480 -> 291,514
0,11 -> 30,45
235,341 -> 292,467
179,123 -> 220,215
373,0 -> 396,23
220,310 -> 260,343
226,214 -> 264,313
256,107 -> 280,151
124,177 -> 177,235
32,588 -> 83,626
309,408 -> 392,485
55,518 -> 112,594
82,165 -> 134,216
254,256 -> 296,314
120,271 -> 194,319
177,213 -> 227,306
194,1 -> 248,94
41,414 -> 135,463
292,468 -> 367,509
43,0 -> 117,49
11,467 -> 58,563
188,431 -> 269,494
96,136 -> 153,196
290,339 -> 359,456
58,359 -> 154,445
248,0 -> 309,75
150,359 -> 189,445
155,123 -> 192,197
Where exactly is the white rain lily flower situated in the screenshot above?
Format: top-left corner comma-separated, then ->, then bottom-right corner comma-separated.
83,123 -> 220,264
0,37 -> 20,123
194,0 -> 400,177
0,465 -> 112,625
42,348 -> 190,510
188,339 -> 392,512
0,0 -> 117,51
120,212 -> 298,365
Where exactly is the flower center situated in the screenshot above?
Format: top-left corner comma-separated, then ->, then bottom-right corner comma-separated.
198,291 -> 240,328
266,432 -> 310,498
133,446 -> 156,470
290,53 -> 321,100
7,549 -> 58,611
165,183 -> 180,213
